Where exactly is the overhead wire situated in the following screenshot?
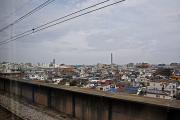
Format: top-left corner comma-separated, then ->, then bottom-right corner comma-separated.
0,0 -> 33,22
32,0 -> 111,31
0,0 -> 55,33
0,0 -> 111,44
0,0 -> 126,46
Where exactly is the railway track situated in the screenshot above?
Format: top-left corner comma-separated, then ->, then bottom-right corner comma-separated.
0,106 -> 23,120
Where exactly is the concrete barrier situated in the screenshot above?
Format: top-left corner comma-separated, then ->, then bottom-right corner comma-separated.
0,77 -> 180,120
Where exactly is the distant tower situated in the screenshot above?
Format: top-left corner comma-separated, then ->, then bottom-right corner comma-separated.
53,59 -> 55,65
111,53 -> 113,65
53,58 -> 55,68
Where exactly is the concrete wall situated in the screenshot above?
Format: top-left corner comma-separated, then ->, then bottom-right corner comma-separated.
11,81 -> 21,96
21,84 -> 33,101
111,100 -> 167,120
0,79 -> 4,91
34,86 -> 48,106
51,89 -> 73,115
74,94 -> 109,120
0,78 -> 180,120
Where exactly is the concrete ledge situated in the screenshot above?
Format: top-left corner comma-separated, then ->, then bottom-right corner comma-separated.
1,77 -> 180,120
3,77 -> 180,110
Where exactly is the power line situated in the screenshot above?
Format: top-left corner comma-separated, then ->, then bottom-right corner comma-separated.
0,0 -> 33,22
32,0 -> 111,32
0,0 -> 126,46
0,0 -> 111,43
0,0 -> 125,45
0,0 -> 55,33
35,0 -> 126,33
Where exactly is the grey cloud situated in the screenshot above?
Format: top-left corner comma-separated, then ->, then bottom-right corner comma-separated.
0,0 -> 180,64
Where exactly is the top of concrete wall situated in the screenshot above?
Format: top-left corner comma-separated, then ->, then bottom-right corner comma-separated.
1,77 -> 180,110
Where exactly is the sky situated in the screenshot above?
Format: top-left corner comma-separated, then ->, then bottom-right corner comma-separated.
0,0 -> 180,65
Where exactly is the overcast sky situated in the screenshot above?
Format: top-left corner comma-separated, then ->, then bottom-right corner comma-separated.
0,0 -> 180,65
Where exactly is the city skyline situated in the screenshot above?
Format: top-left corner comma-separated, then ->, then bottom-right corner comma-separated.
0,59 -> 180,66
0,0 -> 180,64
